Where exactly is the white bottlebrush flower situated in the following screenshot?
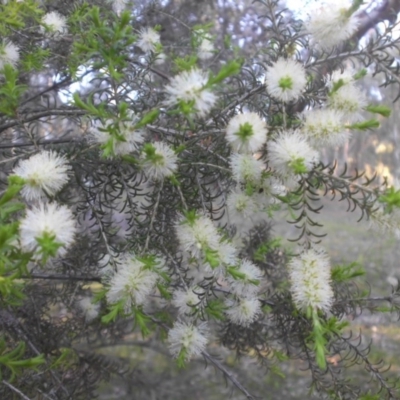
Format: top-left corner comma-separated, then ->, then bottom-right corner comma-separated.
301,109 -> 348,147
108,0 -> 128,15
197,34 -> 214,60
368,205 -> 400,238
259,176 -> 287,203
91,118 -> 145,157
328,83 -> 367,121
168,321 -> 208,362
172,286 -> 205,315
225,112 -> 268,153
20,203 -> 76,258
228,259 -> 263,297
164,68 -> 217,117
0,41 -> 19,70
325,68 -> 356,90
137,27 -> 161,53
267,130 -> 319,181
141,142 -> 178,180
305,1 -> 359,50
176,213 -> 221,259
229,153 -> 263,184
265,58 -> 307,102
13,151 -> 70,201
41,12 -> 68,36
226,186 -> 266,228
78,297 -> 100,322
106,254 -> 159,313
288,248 -> 334,313
225,296 -> 261,327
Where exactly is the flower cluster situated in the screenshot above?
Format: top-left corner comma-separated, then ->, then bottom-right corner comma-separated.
164,68 -> 217,117
305,1 -> 359,50
265,58 -> 307,102
288,248 -> 334,313
0,40 -> 19,70
13,151 -> 70,201
225,112 -> 268,153
106,254 -> 164,313
20,203 -> 77,259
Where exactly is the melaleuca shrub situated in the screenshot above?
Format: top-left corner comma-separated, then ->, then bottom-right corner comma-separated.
1,0 -> 400,399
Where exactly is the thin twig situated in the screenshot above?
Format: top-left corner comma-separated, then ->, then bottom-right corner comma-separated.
2,380 -> 32,400
201,351 -> 255,400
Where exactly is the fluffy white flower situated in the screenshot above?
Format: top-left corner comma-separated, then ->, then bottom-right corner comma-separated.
265,58 -> 307,102
20,203 -> 76,258
225,296 -> 261,327
225,112 -> 268,153
41,12 -> 68,36
141,142 -> 178,180
168,321 -> 208,362
301,109 -> 348,147
91,118 -> 145,157
78,297 -> 100,322
109,0 -> 128,15
267,130 -> 319,182
305,1 -> 359,50
176,213 -> 221,259
137,27 -> 161,53
164,68 -> 217,117
226,187 -> 267,228
259,176 -> 287,203
227,259 -> 263,297
229,153 -> 263,184
325,68 -> 356,89
0,41 -> 19,70
172,286 -> 205,315
197,34 -> 214,60
13,151 -> 70,201
368,205 -> 400,238
106,254 -> 159,312
328,84 -> 367,121
288,248 -> 334,313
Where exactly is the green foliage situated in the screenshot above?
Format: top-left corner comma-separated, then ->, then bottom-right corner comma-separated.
0,65 -> 27,116
331,262 -> 365,282
0,339 -> 45,381
173,55 -> 199,72
379,186 -> 400,212
347,119 -> 380,130
365,104 -> 392,117
206,60 -> 242,87
254,238 -> 282,262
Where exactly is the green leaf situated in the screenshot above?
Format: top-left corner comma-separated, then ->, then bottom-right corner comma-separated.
135,109 -> 160,129
206,60 -> 241,87
346,119 -> 380,130
365,104 -> 391,117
